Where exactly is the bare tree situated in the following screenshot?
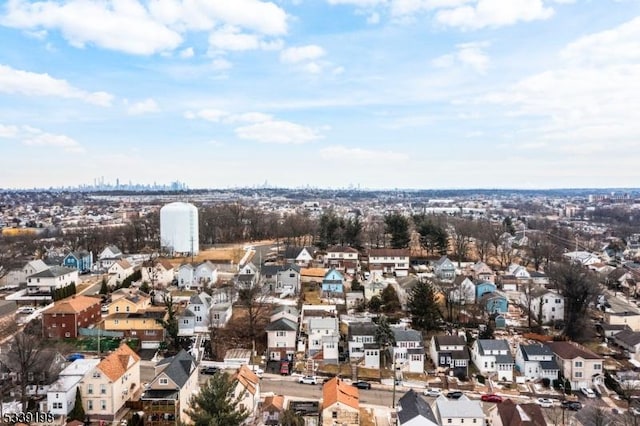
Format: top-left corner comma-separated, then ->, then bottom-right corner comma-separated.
0,331 -> 57,410
450,219 -> 474,266
237,286 -> 270,356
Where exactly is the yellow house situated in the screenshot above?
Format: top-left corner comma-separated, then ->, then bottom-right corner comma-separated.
104,289 -> 166,349
79,344 -> 141,423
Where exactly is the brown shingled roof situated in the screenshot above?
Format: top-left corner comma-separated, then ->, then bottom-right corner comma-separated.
235,365 -> 260,396
301,268 -> 328,278
44,295 -> 101,314
97,344 -> 140,381
368,248 -> 410,257
322,377 -> 359,411
545,341 -> 602,360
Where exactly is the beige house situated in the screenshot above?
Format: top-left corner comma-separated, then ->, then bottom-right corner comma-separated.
104,289 -> 166,348
79,344 -> 141,422
322,377 -> 359,426
141,258 -> 176,287
605,311 -> 640,332
141,349 -> 199,425
233,365 -> 261,420
546,341 -> 604,389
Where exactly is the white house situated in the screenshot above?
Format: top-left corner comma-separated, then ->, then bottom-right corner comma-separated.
47,358 -> 100,416
470,339 -> 514,382
97,246 -> 123,269
107,260 -> 134,287
234,365 -> 261,420
563,251 -> 601,266
515,344 -> 560,381
265,317 -> 298,361
261,264 -> 301,295
141,258 -> 175,287
546,341 -> 604,389
393,328 -> 425,373
613,330 -> 640,362
348,322 -> 380,369
433,256 -> 456,281
523,288 -> 565,324
449,276 -> 475,305
27,266 -> 78,296
178,291 -> 233,336
308,317 -> 339,361
434,395 -> 485,426
283,246 -> 315,267
368,248 -> 410,277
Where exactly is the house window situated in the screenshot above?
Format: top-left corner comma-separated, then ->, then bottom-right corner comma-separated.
88,385 -> 94,394
575,361 -> 583,368
194,306 -> 200,312
556,299 -> 561,304
101,400 -> 106,410
145,330 -> 155,335
52,402 -> 63,410
125,306 -> 130,312
65,332 -> 70,337
196,316 -> 202,322
594,364 -> 602,370
88,400 -> 93,410
93,371 -> 101,378
332,412 -> 338,419
575,372 -> 583,378
115,306 -> 120,312
100,384 -> 107,394
276,331 -> 286,337
448,420 -> 452,424
183,320 -> 189,324
159,378 -> 169,385
289,273 -> 295,278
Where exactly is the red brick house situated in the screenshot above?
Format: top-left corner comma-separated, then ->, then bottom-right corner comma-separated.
42,295 -> 102,338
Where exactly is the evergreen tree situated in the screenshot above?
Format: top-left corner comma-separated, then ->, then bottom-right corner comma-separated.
280,408 -> 305,426
186,372 -> 249,426
99,278 -> 109,295
139,281 -> 151,295
374,315 -> 396,368
407,280 -> 442,331
368,295 -> 382,313
380,285 -> 401,314
384,213 -> 411,248
68,388 -> 85,421
159,294 -> 179,352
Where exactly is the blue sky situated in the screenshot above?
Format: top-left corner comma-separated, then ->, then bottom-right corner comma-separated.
1,0 -> 640,190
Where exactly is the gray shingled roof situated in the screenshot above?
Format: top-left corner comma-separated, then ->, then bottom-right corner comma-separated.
614,329 -> 640,347
265,318 -> 298,332
397,389 -> 438,425
156,349 -> 195,388
348,322 -> 377,338
434,335 -> 466,350
30,265 -> 76,278
393,328 -> 422,342
520,344 -> 554,361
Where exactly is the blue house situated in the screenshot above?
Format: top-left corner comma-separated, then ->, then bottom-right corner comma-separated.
322,268 -> 344,295
62,250 -> 93,274
480,291 -> 509,314
475,281 -> 497,301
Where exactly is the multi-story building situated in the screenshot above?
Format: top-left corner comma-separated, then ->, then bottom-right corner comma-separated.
104,289 -> 166,349
47,358 -> 100,416
27,266 -> 78,299
429,335 -> 470,378
42,295 -> 102,339
261,264 -> 301,295
546,341 -> 604,389
321,378 -> 359,426
326,246 -> 359,274
470,339 -> 514,382
393,328 -> 425,373
515,343 -> 560,381
265,316 -> 298,361
62,250 -> 93,274
433,394 -> 484,426
368,248 -> 410,277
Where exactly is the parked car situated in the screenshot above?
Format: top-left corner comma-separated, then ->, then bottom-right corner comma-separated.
352,381 -> 372,390
536,398 -> 555,408
446,391 -> 464,399
66,353 -> 85,362
101,304 -> 109,313
200,366 -> 220,375
17,306 -> 35,314
481,394 -> 503,403
423,388 -> 442,397
581,387 -> 596,398
298,376 -> 318,385
561,401 -> 582,411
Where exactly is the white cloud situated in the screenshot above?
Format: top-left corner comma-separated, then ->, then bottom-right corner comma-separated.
184,108 -> 228,122
367,12 -> 380,24
208,26 -> 260,51
390,0 -> 472,16
280,45 -> 326,64
179,47 -> 194,58
320,145 -> 408,162
432,41 -> 490,73
126,98 -> 160,115
235,120 -> 321,144
225,112 -> 273,123
211,58 -> 233,70
2,0 -> 288,55
0,123 -> 83,152
327,0 -> 387,5
0,64 -> 113,106
435,0 -> 554,30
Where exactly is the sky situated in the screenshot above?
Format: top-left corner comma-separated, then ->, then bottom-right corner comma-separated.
1,0 -> 640,190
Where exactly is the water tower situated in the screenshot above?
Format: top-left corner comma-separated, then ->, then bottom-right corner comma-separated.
160,202 -> 199,256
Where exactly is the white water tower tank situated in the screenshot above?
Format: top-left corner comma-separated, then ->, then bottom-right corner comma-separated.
160,202 -> 199,255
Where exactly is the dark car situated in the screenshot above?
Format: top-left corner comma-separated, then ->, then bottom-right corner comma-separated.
200,366 -> 220,375
481,394 -> 503,403
352,381 -> 372,390
561,401 -> 582,411
446,391 -> 464,399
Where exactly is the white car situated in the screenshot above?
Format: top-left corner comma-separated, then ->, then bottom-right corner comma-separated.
581,387 -> 596,398
298,376 -> 317,385
17,306 -> 35,314
536,398 -> 554,408
423,388 -> 442,397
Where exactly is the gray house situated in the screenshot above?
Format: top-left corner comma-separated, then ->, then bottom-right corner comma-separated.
433,256 -> 456,281
397,389 -> 438,426
261,264 -> 301,295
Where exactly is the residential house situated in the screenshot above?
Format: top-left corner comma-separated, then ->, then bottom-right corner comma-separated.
27,266 -> 78,299
62,250 -> 93,274
434,394 -> 485,426
104,289 -> 166,349
178,292 -> 228,336
471,339 -> 514,382
396,389 -> 438,426
530,271 -> 549,286
321,378 -> 359,426
265,316 -> 298,361
348,322 -> 380,369
613,329 -> 640,362
262,395 -> 286,426
141,259 -> 176,287
492,399 -> 547,426
605,310 -> 640,332
177,261 -> 218,290
524,289 -> 565,325
308,317 -> 339,364
480,291 -> 509,314
261,264 -> 301,295
507,264 -> 531,281
545,341 -> 604,389
364,279 -> 386,301
97,246 -> 123,270
283,246 -> 315,267
515,344 -> 560,381
470,261 -> 495,283
321,268 -> 345,296
47,358 -> 100,416
475,281 -> 497,302
393,328 -> 425,373
368,248 -> 410,277
233,365 -> 261,420
237,262 -> 259,289
79,344 -> 141,423
326,246 -> 360,275
107,260 -> 134,287
270,305 -> 299,324
563,251 -> 601,266
18,259 -> 49,285
42,295 -> 101,339
429,335 -> 470,377
433,256 -> 456,281
449,276 -> 476,305
141,350 -> 199,425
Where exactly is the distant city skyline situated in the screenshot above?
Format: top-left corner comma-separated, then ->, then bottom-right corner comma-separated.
1,1 -> 640,189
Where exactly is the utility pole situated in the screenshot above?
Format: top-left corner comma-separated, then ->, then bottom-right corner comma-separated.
392,356 -> 397,408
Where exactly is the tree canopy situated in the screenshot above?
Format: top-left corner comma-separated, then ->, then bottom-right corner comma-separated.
384,213 -> 411,248
407,280 -> 442,332
186,372 -> 249,426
